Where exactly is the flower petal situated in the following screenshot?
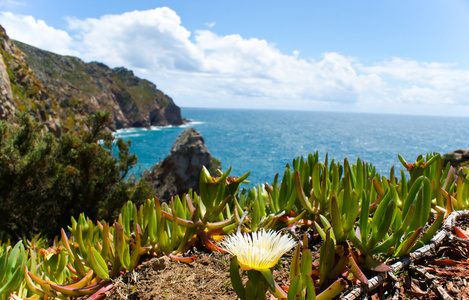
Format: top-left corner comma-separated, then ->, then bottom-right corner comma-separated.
221,229 -> 296,271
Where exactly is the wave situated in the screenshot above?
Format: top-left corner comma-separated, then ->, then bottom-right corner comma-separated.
149,125 -> 170,130
113,127 -> 149,135
186,121 -> 205,126
115,133 -> 144,138
113,120 -> 205,137
150,120 -> 205,129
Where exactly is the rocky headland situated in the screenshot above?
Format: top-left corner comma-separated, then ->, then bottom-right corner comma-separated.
0,24 -> 222,203
0,25 -> 184,134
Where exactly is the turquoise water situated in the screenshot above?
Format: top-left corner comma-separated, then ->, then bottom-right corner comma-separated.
114,108 -> 469,185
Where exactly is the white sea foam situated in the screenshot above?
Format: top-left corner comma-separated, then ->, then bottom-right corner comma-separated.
175,120 -> 205,128
149,125 -> 168,130
187,121 -> 204,126
113,127 -> 148,135
117,133 -> 143,138
114,120 -> 205,136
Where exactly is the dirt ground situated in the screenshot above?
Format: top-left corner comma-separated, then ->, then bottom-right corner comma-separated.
105,225 -> 469,300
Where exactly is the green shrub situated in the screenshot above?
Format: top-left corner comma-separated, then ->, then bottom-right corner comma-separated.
0,111 -> 152,241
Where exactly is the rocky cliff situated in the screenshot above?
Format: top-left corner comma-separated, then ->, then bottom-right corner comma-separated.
0,25 -> 184,133
0,26 -> 63,134
0,40 -> 15,121
143,127 -> 221,201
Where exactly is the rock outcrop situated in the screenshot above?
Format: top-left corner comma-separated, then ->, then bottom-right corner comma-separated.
0,46 -> 15,120
0,25 -> 184,133
144,127 -> 221,202
443,150 -> 469,176
444,150 -> 469,166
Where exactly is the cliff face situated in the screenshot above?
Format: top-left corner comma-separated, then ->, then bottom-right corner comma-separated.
0,25 -> 183,133
0,40 -> 15,121
0,26 -> 63,134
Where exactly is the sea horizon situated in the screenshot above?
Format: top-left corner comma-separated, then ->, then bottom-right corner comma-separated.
114,107 -> 469,186
178,106 -> 469,120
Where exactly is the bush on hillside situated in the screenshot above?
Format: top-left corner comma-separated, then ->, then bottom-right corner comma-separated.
0,112 -> 153,241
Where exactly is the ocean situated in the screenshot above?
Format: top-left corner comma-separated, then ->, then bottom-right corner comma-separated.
113,108 -> 469,186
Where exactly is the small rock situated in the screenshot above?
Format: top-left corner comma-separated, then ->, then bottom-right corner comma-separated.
152,256 -> 170,271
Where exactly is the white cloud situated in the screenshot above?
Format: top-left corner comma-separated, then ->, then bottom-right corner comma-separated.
399,85 -> 453,105
204,21 -> 216,28
363,58 -> 469,106
1,7 -> 469,116
66,8 -> 204,71
191,30 -> 382,105
0,1 -> 25,8
0,11 -> 76,56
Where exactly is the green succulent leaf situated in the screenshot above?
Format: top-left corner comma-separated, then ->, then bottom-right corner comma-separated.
305,274 -> 316,300
290,242 -> 301,280
347,254 -> 368,285
319,230 -> 335,286
300,248 -> 313,276
295,171 -> 315,214
287,275 -> 301,300
330,195 -> 346,243
88,244 -> 109,280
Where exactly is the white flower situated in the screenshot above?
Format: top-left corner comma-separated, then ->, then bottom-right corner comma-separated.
221,229 -> 296,271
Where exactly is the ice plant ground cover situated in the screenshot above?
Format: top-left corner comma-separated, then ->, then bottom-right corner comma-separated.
3,152 -> 469,299
104,225 -> 469,299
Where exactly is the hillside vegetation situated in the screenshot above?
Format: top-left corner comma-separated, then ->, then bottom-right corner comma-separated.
0,25 -> 183,134
0,112 -> 153,240
0,25 -> 189,239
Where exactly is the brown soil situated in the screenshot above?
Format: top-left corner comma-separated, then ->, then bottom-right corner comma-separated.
105,249 -> 295,300
105,226 -> 469,300
107,252 -> 236,300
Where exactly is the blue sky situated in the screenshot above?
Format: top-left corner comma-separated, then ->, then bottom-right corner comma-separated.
1,0 -> 469,116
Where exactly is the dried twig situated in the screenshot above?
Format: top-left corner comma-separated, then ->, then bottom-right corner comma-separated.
342,210 -> 469,300
448,234 -> 469,244
411,265 -> 453,300
237,210 -> 249,233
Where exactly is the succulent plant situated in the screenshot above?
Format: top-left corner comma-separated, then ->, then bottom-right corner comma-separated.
3,151 -> 469,300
